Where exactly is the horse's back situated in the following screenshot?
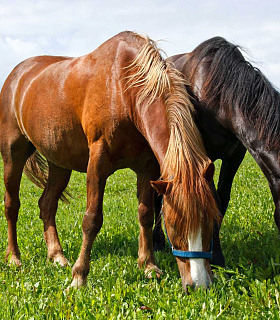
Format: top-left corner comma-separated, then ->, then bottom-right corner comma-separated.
1,55 -> 71,97
0,31 -> 142,128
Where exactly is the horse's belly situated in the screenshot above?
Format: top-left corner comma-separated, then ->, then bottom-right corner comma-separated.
24,117 -> 89,172
38,141 -> 89,172
39,141 -> 89,173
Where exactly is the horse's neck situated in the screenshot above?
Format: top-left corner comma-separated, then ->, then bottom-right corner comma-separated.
134,99 -> 169,166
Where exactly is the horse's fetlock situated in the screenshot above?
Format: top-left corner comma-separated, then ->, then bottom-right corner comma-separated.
72,264 -> 89,279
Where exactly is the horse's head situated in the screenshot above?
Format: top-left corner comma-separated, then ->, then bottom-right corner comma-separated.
124,32 -> 220,292
151,162 -> 217,292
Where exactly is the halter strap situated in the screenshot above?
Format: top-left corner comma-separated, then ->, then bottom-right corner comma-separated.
161,205 -> 213,259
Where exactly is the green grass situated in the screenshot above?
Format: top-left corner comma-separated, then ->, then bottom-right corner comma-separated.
0,154 -> 280,319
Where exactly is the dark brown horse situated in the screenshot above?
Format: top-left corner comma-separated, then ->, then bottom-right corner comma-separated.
0,32 -> 219,291
153,36 -> 280,267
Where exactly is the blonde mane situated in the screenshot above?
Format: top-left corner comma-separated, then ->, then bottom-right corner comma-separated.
126,33 -> 219,238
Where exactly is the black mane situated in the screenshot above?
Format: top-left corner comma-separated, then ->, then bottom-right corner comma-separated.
190,36 -> 280,150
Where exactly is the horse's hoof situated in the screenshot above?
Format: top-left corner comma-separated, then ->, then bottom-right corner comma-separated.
53,255 -> 70,267
9,256 -> 22,267
5,251 -> 21,267
65,276 -> 87,292
144,265 -> 163,279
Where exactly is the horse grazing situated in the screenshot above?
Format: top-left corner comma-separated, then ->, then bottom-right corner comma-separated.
154,36 -> 280,266
0,31 -> 219,291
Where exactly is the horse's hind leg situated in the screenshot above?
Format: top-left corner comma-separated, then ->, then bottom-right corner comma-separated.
2,137 -> 35,266
38,162 -> 71,266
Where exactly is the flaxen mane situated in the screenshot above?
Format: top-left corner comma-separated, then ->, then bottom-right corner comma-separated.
127,33 -> 219,238
189,36 -> 280,150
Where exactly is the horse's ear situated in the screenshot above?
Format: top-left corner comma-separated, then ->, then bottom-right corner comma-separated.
203,162 -> 215,182
151,181 -> 169,195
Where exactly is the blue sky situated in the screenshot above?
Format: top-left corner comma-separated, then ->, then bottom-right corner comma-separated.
1,0 -> 280,88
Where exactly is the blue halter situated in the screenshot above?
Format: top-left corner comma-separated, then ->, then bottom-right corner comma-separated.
161,205 -> 213,259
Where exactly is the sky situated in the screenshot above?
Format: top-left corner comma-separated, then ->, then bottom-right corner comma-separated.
0,0 -> 280,89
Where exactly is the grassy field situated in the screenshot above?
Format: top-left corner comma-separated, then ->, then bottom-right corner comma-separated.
0,153 -> 280,319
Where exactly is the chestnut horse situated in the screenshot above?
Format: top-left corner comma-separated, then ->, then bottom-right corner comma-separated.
0,32 -> 219,291
154,36 -> 280,267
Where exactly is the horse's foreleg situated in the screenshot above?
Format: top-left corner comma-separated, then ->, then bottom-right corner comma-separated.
38,163 -> 71,266
217,144 -> 246,216
137,164 -> 162,278
209,181 -> 225,268
274,203 -> 280,232
70,142 -> 110,288
212,144 -> 246,267
247,148 -> 280,234
267,181 -> 280,232
152,194 -> 165,251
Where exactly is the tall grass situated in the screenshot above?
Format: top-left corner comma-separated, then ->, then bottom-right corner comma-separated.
0,154 -> 280,319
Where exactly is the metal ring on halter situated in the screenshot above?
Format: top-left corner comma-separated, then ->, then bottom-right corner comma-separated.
161,203 -> 213,259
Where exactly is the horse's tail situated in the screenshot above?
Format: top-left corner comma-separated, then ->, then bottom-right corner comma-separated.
23,151 -> 71,202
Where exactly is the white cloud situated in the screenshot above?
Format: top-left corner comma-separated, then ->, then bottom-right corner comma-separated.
0,0 -> 280,88
4,37 -> 43,55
